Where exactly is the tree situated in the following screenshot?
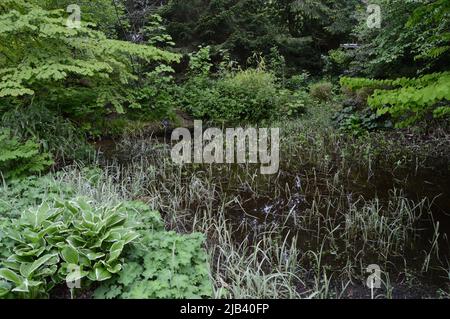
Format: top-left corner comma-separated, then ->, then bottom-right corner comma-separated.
349,0 -> 450,78
159,0 -> 359,74
341,0 -> 450,126
0,0 -> 180,117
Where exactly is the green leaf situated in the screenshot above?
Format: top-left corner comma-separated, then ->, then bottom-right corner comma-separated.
107,241 -> 124,263
61,246 -> 79,264
122,232 -> 140,245
0,269 -> 23,286
84,251 -> 106,261
0,280 -> 11,297
88,265 -> 112,282
11,280 -> 42,293
20,253 -> 58,278
106,263 -> 122,274
65,268 -> 88,283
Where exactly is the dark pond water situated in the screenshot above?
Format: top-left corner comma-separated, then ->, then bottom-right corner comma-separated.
94,133 -> 450,295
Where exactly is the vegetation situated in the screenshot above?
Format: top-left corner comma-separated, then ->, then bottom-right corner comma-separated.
0,129 -> 53,180
0,0 -> 449,300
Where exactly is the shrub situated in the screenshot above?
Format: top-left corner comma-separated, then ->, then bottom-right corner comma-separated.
178,69 -> 289,123
0,176 -> 74,218
323,48 -> 352,75
332,101 -> 393,135
0,175 -> 75,262
285,72 -> 311,91
277,90 -> 310,117
340,73 -> 450,127
0,173 -> 213,299
0,128 -> 53,181
0,2 -> 180,116
188,46 -> 213,76
309,81 -> 334,103
217,69 -> 279,122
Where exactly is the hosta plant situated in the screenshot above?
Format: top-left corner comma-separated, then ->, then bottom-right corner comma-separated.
0,198 -> 139,298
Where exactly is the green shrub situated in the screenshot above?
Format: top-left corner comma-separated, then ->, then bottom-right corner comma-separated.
178,69 -> 293,123
1,106 -> 94,162
277,90 -> 310,117
332,102 -> 393,136
0,128 -> 53,181
93,231 -> 212,299
285,72 -> 311,91
340,73 -> 450,127
0,172 -> 213,299
0,2 -> 180,116
217,69 -> 279,122
0,198 -> 140,298
188,46 -> 213,76
309,81 -> 334,103
0,175 -> 75,263
323,48 -> 352,75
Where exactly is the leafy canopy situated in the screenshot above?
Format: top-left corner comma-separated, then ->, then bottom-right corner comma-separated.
0,0 -> 180,114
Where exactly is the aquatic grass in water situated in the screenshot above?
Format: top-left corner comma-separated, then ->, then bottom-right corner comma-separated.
83,109 -> 449,298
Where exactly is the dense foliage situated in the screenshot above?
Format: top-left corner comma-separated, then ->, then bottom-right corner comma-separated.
341,0 -> 450,127
0,0 -> 449,300
94,231 -> 212,299
0,198 -> 139,298
0,174 -> 212,299
161,0 -> 359,73
0,129 -> 53,180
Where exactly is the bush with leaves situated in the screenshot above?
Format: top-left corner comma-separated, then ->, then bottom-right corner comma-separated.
340,72 -> 450,127
309,81 -> 334,103
332,104 -> 392,136
188,46 -> 214,76
0,198 -> 140,298
277,90 -> 309,117
349,0 -> 449,78
178,68 -> 298,123
0,1 -> 180,117
0,174 -> 75,264
38,0 -> 125,38
0,175 -> 74,218
0,128 -> 53,181
341,0 -> 450,127
323,48 -> 352,75
285,72 -> 311,91
1,105 -> 94,162
0,173 -> 213,299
